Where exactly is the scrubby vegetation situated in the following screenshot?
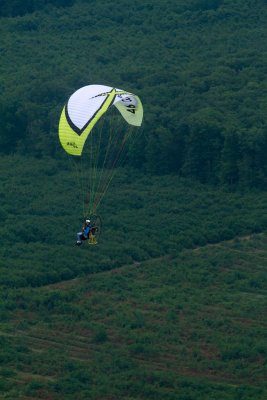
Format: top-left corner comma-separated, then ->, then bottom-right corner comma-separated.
1,230 -> 267,399
0,157 -> 267,399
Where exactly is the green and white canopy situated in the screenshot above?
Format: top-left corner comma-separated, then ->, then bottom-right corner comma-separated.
59,84 -> 143,156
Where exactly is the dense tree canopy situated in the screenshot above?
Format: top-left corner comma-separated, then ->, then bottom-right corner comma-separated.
1,0 -> 267,188
0,0 -> 74,17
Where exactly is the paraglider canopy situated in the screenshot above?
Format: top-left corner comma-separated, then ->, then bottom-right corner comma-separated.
58,84 -> 143,217
59,84 -> 143,156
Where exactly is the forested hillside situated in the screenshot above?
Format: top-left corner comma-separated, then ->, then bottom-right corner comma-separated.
1,1 -> 267,399
1,0 -> 267,187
